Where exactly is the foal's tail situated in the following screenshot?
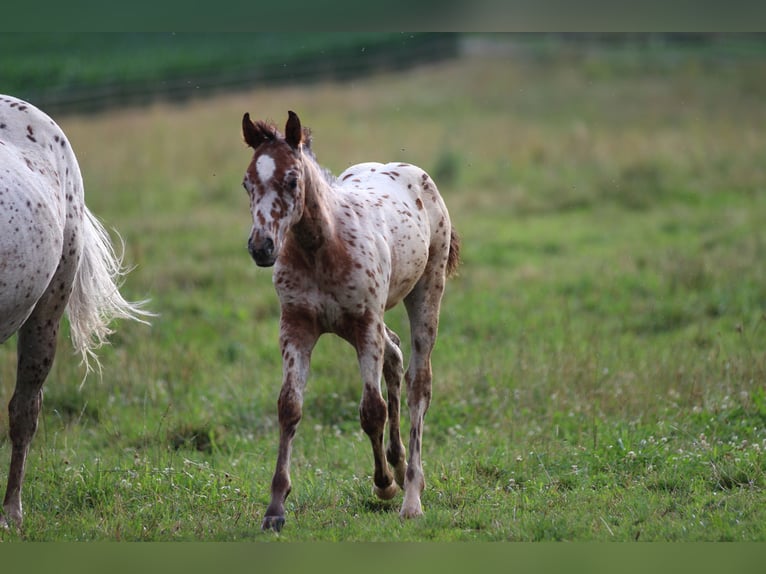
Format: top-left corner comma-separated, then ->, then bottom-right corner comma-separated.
66,206 -> 153,378
446,227 -> 461,278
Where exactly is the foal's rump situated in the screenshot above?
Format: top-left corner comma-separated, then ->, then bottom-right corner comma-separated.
338,161 -> 451,247
338,161 -> 452,305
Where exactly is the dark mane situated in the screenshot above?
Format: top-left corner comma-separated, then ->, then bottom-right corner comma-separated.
301,126 -> 313,149
254,120 -> 279,141
256,120 -> 313,149
245,115 -> 314,153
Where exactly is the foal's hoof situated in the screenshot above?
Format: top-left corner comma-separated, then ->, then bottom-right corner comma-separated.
0,511 -> 20,530
262,515 -> 286,532
400,497 -> 423,519
374,481 -> 400,501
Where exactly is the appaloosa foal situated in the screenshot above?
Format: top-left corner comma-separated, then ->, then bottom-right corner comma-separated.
241,111 -> 459,531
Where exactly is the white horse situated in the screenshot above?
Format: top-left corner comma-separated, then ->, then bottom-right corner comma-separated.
242,111 -> 459,531
0,95 -> 151,528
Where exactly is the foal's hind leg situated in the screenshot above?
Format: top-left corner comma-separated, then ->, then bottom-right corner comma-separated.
357,318 -> 397,501
2,276 -> 68,528
401,269 -> 447,519
383,326 -> 406,489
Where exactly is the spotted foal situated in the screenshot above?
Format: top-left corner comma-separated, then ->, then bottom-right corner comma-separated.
242,111 -> 459,531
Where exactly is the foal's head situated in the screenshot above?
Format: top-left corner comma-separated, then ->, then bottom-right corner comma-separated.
242,111 -> 308,267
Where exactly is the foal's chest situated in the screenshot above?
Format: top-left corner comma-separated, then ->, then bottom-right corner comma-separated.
273,249 -> 386,333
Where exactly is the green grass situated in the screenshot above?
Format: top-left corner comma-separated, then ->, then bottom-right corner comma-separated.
2,35 -> 766,541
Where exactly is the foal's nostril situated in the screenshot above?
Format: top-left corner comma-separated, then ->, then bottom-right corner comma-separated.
249,236 -> 277,267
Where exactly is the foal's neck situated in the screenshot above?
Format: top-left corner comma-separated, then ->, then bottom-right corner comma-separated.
291,151 -> 336,254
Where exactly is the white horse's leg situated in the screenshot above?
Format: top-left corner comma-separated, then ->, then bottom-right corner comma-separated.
262,310 -> 318,532
2,261 -> 71,528
382,326 -> 406,488
2,321 -> 57,528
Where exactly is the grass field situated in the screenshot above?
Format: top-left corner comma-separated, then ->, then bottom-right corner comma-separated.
1,35 -> 766,541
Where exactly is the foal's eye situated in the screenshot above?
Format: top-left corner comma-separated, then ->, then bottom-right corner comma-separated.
286,177 -> 298,190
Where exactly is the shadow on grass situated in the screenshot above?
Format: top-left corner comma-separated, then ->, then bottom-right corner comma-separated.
360,498 -> 400,514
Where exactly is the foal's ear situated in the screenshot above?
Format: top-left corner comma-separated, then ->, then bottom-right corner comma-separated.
242,113 -> 264,149
285,111 -> 303,149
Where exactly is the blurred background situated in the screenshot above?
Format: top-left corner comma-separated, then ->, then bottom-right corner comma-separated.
2,33 -> 766,540
2,33 -> 460,115
4,33 -> 761,116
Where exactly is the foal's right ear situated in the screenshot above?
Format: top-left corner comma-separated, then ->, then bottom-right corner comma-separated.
285,111 -> 303,149
243,113 -> 265,149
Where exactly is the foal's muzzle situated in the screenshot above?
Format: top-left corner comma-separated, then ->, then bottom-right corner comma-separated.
248,236 -> 276,267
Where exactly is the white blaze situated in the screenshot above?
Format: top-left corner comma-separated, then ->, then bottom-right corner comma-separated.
256,154 -> 276,183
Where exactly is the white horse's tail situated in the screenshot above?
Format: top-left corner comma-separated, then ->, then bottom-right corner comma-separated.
66,206 -> 153,378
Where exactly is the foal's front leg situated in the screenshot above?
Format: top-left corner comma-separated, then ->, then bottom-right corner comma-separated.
262,312 -> 317,532
400,274 -> 446,519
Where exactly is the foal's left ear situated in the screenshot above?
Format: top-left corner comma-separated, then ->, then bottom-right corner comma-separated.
285,111 -> 303,149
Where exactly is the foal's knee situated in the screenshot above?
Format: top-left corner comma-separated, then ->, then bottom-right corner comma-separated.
406,366 -> 433,407
383,329 -> 403,381
383,350 -> 403,386
277,386 -> 303,435
359,387 -> 387,437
